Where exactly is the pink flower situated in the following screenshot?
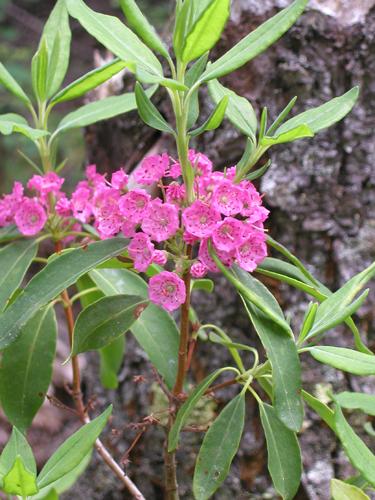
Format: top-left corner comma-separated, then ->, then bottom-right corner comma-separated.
198,239 -> 219,272
86,164 -> 106,186
168,162 -> 182,178
129,233 -> 155,272
166,183 -> 185,206
92,186 -> 120,219
121,219 -> 137,238
71,187 -> 92,223
0,182 -> 24,227
191,261 -> 208,278
27,172 -> 64,199
246,205 -> 270,224
188,150 -> 212,176
212,217 -> 245,252
182,200 -> 221,238
148,271 -> 186,312
14,198 -> 47,236
235,232 -> 267,272
141,199 -> 179,242
212,179 -> 244,216
111,169 -> 129,190
183,231 -> 199,245
55,196 -> 72,217
134,153 -> 169,185
97,214 -> 122,238
119,189 -> 150,223
152,250 -> 168,266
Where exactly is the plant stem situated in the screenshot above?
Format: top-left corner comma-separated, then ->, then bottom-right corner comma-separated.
55,241 -> 145,499
173,244 -> 193,396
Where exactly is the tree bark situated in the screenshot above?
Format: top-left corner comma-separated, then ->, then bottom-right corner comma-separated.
68,2 -> 375,499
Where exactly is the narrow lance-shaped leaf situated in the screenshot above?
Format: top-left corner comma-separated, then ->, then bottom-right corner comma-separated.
193,393 -> 245,500
186,53 -> 208,129
71,294 -> 148,356
42,0 -> 71,97
261,123 -> 314,146
0,238 -> 127,349
275,87 -> 360,136
51,59 -> 128,104
189,96 -> 228,136
2,456 -> 38,497
176,0 -> 231,64
135,82 -> 174,134
54,86 -> 156,136
0,307 -> 57,431
259,403 -> 302,500
335,392 -> 375,416
309,347 -> 375,376
90,268 -> 180,389
119,0 -> 169,58
331,479 -> 370,500
208,78 -> 257,139
37,406 -> 112,489
76,275 -> 124,390
168,368 -> 238,452
334,404 -> 375,487
233,266 -> 304,432
0,62 -> 31,105
201,0 -> 308,81
0,113 -> 48,141
31,37 -> 49,102
301,390 -> 335,432
66,0 -> 162,77
307,261 -> 375,339
0,427 -> 36,481
0,239 -> 38,312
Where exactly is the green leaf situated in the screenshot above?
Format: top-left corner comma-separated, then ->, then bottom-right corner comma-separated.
0,428 -> 36,480
54,86 -> 156,136
233,267 -> 303,432
42,0 -> 71,97
2,456 -> 38,496
31,37 -> 49,101
200,0 -> 308,81
37,406 -> 112,489
275,87 -> 359,136
119,0 -> 169,58
307,261 -> 375,339
135,69 -> 188,91
309,347 -> 375,376
208,79 -> 257,138
301,390 -> 335,431
193,393 -> 245,500
71,294 -> 148,356
245,160 -> 271,181
261,123 -> 314,145
90,268 -> 180,388
33,452 -> 91,499
335,392 -> 375,416
0,113 -> 48,141
135,82 -> 174,133
259,403 -> 302,500
99,336 -> 126,390
66,0 -> 162,77
0,307 -> 57,431
0,63 -> 31,105
267,96 -> 298,136
185,53 -> 208,129
189,95 -> 228,136
38,488 -> 59,500
169,368 -> 236,452
0,239 -> 37,312
331,478 -> 370,500
0,239 -> 127,350
334,405 -> 375,487
51,59 -> 128,104
191,279 -> 214,293
298,302 -> 318,345
175,0 -> 231,64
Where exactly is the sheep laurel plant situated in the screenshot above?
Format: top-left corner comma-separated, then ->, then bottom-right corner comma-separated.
0,0 -> 374,499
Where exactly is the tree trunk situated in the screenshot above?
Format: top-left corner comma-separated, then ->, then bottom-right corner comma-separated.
68,2 -> 375,499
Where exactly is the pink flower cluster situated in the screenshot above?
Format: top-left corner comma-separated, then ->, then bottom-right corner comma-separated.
0,151 -> 268,312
